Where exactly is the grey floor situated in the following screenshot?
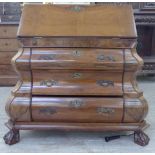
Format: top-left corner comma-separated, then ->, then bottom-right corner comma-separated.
0,77 -> 155,153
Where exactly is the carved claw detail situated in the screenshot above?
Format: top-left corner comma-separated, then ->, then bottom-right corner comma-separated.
134,130 -> 150,146
3,130 -> 20,145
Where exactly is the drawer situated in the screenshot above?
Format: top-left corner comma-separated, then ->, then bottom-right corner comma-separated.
32,70 -> 123,96
0,39 -> 19,51
0,25 -> 18,38
32,97 -> 123,123
0,65 -> 16,76
31,48 -> 124,70
0,51 -> 17,64
8,96 -> 147,123
20,37 -> 136,49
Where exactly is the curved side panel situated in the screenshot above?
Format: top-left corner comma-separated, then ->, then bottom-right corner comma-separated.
123,96 -> 148,123
11,48 -> 31,97
124,48 -> 144,98
5,96 -> 31,122
5,48 -> 32,121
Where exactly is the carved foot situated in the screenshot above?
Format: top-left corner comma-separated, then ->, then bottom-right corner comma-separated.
134,130 -> 150,146
3,129 -> 20,145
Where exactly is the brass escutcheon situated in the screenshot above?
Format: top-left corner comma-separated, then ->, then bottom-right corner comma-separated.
72,72 -> 82,78
97,54 -> 115,62
72,50 -> 81,57
40,80 -> 58,87
97,80 -> 114,87
69,6 -> 83,12
97,107 -> 115,114
70,100 -> 84,108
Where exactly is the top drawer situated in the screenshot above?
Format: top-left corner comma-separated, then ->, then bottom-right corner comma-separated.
0,25 -> 18,38
30,48 -> 124,70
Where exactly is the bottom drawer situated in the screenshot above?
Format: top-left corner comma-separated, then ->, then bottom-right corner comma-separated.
7,97 -> 148,123
32,97 -> 123,123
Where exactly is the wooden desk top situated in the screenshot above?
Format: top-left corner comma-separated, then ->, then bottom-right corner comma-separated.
17,4 -> 137,38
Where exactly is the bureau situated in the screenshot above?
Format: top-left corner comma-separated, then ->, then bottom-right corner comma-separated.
4,4 -> 149,146
0,24 -> 19,85
0,2 -> 22,85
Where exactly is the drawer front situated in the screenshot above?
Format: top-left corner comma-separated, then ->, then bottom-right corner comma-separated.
20,37 -> 136,49
0,51 -> 16,64
32,97 -> 123,123
0,39 -> 19,51
31,48 -> 124,70
32,70 -> 123,96
0,25 -> 18,38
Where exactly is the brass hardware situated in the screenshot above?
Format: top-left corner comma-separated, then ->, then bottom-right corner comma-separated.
39,54 -> 55,60
40,80 -> 58,87
70,100 -> 84,108
32,38 -> 37,46
97,54 -> 115,62
97,107 -> 115,114
39,107 -> 57,115
69,6 -> 83,12
97,80 -> 114,87
72,73 -> 82,78
72,50 -> 81,57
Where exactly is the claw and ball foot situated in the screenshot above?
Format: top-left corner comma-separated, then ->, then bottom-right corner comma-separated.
134,130 -> 150,146
3,129 -> 20,145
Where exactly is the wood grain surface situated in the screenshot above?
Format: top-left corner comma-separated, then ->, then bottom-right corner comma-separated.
18,4 -> 137,37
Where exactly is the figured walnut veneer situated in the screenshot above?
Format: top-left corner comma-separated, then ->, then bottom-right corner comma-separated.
4,4 -> 149,146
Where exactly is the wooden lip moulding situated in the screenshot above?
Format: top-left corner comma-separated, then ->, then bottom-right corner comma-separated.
4,4 -> 150,146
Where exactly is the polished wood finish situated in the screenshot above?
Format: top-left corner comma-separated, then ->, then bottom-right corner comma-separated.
4,4 -> 149,146
32,70 -> 123,96
30,48 -> 124,70
19,37 -> 136,49
18,5 -> 137,37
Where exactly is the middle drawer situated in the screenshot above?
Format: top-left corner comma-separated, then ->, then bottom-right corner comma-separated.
32,70 -> 123,96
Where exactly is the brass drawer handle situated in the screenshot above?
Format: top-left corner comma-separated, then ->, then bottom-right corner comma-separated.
70,100 -> 84,108
39,107 -> 57,115
69,6 -> 83,12
39,54 -> 55,60
97,54 -> 115,62
97,107 -> 115,114
72,72 -> 82,78
40,80 -> 58,87
72,50 -> 81,57
97,80 -> 114,87
32,38 -> 38,46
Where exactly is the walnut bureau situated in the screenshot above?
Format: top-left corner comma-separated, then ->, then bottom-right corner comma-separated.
0,23 -> 19,85
4,4 -> 150,146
